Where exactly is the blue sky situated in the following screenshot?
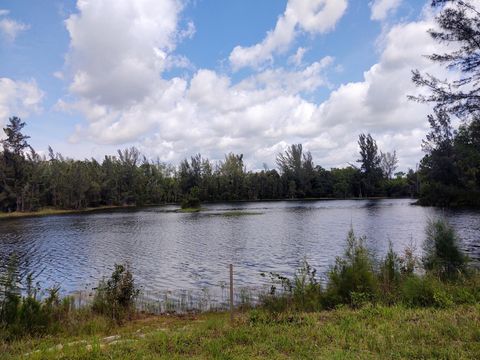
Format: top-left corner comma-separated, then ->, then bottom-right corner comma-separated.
0,0 -> 443,170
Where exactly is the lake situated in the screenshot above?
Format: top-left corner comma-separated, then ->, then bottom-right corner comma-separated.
0,199 -> 479,307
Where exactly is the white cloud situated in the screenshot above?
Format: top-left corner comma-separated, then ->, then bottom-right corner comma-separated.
307,17 -> 452,169
59,0 -> 455,171
0,10 -> 29,42
65,0 -> 186,108
288,47 -> 308,66
0,78 -> 44,128
370,0 -> 402,21
229,0 -> 347,71
238,56 -> 334,94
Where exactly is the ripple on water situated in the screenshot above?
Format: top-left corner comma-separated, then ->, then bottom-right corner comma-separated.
0,199 -> 479,300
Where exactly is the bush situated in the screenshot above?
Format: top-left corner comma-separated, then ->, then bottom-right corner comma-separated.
0,256 -> 74,339
400,275 -> 436,307
399,242 -> 418,276
291,260 -> 322,311
92,263 -> 139,323
400,275 -> 456,308
0,255 -> 21,327
324,229 -> 378,308
378,242 -> 402,304
423,218 -> 468,280
259,260 -> 322,312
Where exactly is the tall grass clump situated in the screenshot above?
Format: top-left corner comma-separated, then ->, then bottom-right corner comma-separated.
422,218 -> 469,280
92,263 -> 139,323
323,229 -> 378,308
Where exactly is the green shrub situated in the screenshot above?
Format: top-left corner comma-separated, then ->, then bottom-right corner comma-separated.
400,275 -> 455,308
0,257 -> 74,339
324,229 -> 378,308
423,218 -> 468,280
17,296 -> 47,335
92,263 -> 139,323
291,260 -> 322,311
259,260 -> 322,312
400,275 -> 437,307
0,255 -> 21,327
378,242 -> 402,304
399,242 -> 418,276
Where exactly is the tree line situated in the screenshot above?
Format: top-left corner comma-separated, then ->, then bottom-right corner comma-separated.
0,117 -> 417,213
411,0 -> 480,207
2,1 -> 479,211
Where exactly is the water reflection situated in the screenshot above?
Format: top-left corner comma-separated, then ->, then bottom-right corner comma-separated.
0,199 -> 478,299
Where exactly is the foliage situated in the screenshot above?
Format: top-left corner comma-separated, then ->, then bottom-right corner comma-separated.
181,186 -> 201,209
260,259 -> 322,313
92,264 -> 139,323
259,221 -> 476,313
357,133 -> 384,197
276,144 -> 316,198
378,242 -> 402,304
0,118 -> 418,215
0,255 -> 21,327
380,150 -> 398,179
0,255 -> 75,339
411,1 -> 480,208
411,0 -> 480,118
423,218 -> 469,279
400,275 -> 446,307
324,229 -> 378,307
418,102 -> 480,208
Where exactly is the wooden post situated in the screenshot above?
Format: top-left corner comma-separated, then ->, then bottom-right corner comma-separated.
229,263 -> 234,322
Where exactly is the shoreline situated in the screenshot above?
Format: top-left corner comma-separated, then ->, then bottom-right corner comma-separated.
0,197 -> 417,220
0,205 -> 138,220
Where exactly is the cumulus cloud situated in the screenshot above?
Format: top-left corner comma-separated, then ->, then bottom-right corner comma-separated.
229,0 -> 347,71
60,0 -> 454,171
0,78 -> 44,128
0,9 -> 29,42
65,0 -> 186,108
306,17 -> 452,169
370,0 -> 402,21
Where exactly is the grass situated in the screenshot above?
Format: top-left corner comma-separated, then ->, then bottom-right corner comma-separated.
0,206 -> 134,220
2,305 -> 479,359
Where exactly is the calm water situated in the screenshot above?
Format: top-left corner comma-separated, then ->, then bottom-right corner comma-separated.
0,199 -> 479,302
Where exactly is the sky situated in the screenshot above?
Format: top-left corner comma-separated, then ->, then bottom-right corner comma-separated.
0,0 -> 453,171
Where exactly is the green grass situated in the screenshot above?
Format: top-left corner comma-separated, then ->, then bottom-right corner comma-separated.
2,305 -> 479,359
